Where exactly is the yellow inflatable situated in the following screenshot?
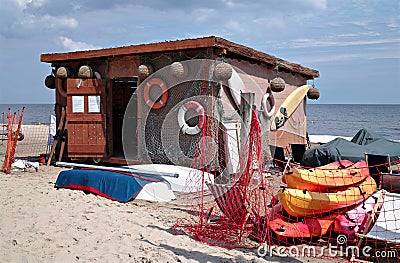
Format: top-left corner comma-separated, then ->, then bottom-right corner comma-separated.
278,176 -> 377,217
282,160 -> 369,192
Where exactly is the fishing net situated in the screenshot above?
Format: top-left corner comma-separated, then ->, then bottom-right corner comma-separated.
134,56 -> 399,261
1,108 -> 54,165
138,53 -> 214,166
173,109 -> 400,261
266,157 -> 400,262
174,109 -> 276,248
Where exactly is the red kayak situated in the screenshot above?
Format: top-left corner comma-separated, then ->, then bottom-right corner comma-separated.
269,205 -> 334,239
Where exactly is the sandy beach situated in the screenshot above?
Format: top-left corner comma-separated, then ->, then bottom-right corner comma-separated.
0,163 -> 343,263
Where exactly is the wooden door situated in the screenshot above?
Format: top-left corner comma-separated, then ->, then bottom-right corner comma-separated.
66,79 -> 107,158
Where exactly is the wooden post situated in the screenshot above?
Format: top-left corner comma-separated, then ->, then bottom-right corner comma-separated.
258,110 -> 273,165
239,92 -> 255,153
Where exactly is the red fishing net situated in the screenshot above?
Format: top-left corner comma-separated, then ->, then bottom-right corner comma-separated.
173,109 -> 400,262
173,109 -> 274,248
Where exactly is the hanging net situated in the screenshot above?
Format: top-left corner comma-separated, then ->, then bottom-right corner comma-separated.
173,108 -> 400,261
173,108 -> 275,248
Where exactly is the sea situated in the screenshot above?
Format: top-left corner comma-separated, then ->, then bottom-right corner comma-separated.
1,104 -> 399,141
306,104 -> 400,141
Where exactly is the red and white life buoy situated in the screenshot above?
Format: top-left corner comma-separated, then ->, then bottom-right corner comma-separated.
261,91 -> 275,118
178,101 -> 205,135
143,78 -> 168,109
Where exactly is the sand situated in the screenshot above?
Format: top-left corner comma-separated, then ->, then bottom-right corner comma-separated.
0,123 -> 341,263
0,163 -> 343,263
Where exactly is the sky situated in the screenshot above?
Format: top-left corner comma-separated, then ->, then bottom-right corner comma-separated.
0,0 -> 399,104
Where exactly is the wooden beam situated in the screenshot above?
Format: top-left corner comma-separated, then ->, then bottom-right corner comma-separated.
239,92 -> 255,152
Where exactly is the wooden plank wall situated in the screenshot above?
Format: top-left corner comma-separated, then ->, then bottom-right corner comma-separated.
66,78 -> 107,158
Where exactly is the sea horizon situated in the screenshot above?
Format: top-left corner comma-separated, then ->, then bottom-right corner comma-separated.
1,103 -> 399,140
2,102 -> 400,105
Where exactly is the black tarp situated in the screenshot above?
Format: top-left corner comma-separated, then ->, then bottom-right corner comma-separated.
302,129 -> 400,167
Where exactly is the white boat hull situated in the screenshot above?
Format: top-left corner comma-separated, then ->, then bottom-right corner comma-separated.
129,164 -> 214,192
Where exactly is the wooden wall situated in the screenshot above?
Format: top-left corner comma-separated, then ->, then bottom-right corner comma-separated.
52,49 -> 308,162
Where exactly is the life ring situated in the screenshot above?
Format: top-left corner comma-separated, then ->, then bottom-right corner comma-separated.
178,101 -> 205,135
143,78 -> 168,109
261,91 -> 275,118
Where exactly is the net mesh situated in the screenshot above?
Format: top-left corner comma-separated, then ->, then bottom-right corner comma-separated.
174,109 -> 275,248
140,52 -> 212,165
14,123 -> 50,158
1,109 -> 52,161
144,82 -> 204,164
173,109 -> 400,261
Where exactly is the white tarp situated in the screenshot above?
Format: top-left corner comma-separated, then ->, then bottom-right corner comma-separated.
47,115 -> 56,145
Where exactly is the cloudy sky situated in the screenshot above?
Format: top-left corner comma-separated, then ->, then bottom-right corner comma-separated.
0,0 -> 399,104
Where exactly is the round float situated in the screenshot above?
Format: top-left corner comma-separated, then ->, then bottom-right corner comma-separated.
177,101 -> 205,135
143,78 -> 168,109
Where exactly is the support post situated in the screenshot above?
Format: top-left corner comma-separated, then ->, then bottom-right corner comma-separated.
258,110 -> 273,165
239,92 -> 255,153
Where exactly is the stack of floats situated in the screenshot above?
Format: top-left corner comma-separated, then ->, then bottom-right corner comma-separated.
269,160 -> 382,242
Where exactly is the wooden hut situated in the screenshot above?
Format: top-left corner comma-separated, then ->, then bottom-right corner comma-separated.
41,36 -> 319,166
